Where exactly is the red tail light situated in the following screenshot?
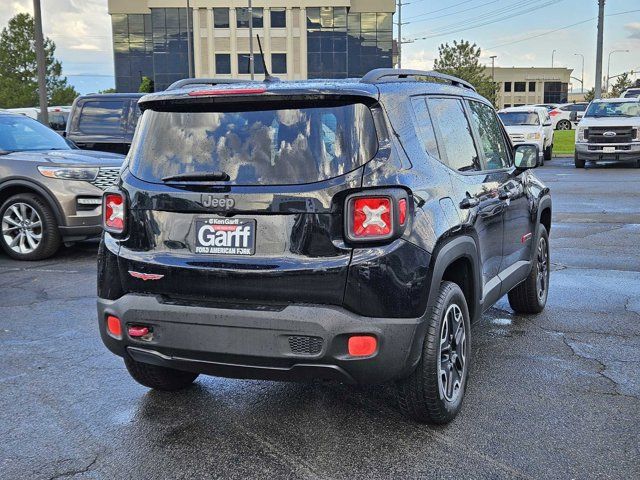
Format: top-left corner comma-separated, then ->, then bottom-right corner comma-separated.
352,197 -> 392,238
103,192 -> 125,234
398,199 -> 407,226
106,315 -> 122,339
549,109 -> 561,116
345,190 -> 409,243
348,335 -> 377,357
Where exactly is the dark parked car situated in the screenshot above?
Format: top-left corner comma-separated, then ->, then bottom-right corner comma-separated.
97,70 -> 552,424
0,112 -> 124,260
66,93 -> 144,154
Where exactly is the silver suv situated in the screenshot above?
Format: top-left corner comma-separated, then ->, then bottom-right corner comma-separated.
0,112 -> 124,260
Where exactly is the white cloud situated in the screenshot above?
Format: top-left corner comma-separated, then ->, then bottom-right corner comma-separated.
625,22 -> 640,39
0,0 -> 113,76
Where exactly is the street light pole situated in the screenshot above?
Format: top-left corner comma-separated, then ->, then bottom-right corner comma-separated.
490,55 -> 497,82
594,0 -> 605,99
397,0 -> 402,68
248,0 -> 254,79
606,49 -> 629,93
33,0 -> 48,126
186,0 -> 193,77
574,53 -> 584,93
551,49 -> 556,68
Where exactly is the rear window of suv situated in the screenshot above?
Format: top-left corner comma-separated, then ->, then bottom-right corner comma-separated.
129,101 -> 378,185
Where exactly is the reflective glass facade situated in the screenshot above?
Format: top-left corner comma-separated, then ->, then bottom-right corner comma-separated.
112,8 -> 192,92
111,4 -> 393,90
112,14 -> 153,93
151,8 -> 192,91
346,11 -> 393,77
307,7 -> 392,79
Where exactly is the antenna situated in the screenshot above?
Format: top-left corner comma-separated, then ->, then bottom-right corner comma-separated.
256,34 -> 278,83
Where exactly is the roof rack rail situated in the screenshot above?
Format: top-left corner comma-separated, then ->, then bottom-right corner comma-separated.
165,78 -> 249,91
361,68 -> 476,92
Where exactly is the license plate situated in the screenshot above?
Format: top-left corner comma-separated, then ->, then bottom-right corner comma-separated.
194,218 -> 256,255
602,146 -> 616,153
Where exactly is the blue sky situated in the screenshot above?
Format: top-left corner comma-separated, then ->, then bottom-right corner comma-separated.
0,0 -> 638,94
400,0 -> 640,91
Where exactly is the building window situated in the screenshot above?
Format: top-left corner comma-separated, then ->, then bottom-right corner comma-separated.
543,82 -> 568,104
238,53 -> 265,74
504,82 -> 512,92
150,8 -> 191,91
529,81 -> 536,92
112,13 -> 154,92
503,104 -> 512,108
236,7 -> 263,28
271,53 -> 286,74
514,82 -> 526,92
215,54 -> 231,74
213,8 -> 229,28
270,8 -> 286,28
514,103 -> 525,107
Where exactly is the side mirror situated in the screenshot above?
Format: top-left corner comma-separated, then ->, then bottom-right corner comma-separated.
569,111 -> 578,121
514,144 -> 540,170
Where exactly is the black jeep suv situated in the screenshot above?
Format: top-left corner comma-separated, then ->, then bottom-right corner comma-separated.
97,69 -> 551,424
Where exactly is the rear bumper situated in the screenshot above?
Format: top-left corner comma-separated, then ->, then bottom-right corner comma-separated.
576,143 -> 640,162
98,294 -> 425,384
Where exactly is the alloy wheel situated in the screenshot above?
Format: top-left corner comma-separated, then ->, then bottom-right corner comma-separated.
438,303 -> 467,402
536,236 -> 549,301
1,202 -> 43,254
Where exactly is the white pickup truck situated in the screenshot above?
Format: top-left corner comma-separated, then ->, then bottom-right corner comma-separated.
498,106 -> 554,164
574,98 -> 640,168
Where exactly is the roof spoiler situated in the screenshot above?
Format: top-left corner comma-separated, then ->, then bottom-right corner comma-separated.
361,68 -> 476,92
165,78 -> 250,91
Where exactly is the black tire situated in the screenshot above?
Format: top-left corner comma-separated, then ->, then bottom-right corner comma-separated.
574,155 -> 585,168
544,144 -> 552,161
556,119 -> 571,131
0,193 -> 60,261
396,281 -> 471,424
508,225 -> 550,314
124,353 -> 199,391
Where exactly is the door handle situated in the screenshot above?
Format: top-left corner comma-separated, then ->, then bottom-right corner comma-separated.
498,190 -> 512,200
459,197 -> 480,209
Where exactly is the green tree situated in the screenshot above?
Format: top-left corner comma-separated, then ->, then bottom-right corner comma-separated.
609,72 -> 632,98
138,76 -> 154,93
583,87 -> 595,103
433,39 -> 498,106
99,87 -> 117,94
0,13 -> 79,108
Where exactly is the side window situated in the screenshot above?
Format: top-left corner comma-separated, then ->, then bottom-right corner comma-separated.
410,97 -> 440,159
78,101 -> 125,135
468,101 -> 511,170
427,97 -> 481,172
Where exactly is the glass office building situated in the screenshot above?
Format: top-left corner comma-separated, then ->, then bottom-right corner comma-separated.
108,1 -> 396,92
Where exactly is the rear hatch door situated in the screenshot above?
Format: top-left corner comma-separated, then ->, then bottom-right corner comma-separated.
117,88 -> 382,308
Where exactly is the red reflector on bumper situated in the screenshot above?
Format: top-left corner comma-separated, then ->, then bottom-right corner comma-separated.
128,326 -> 150,338
348,335 -> 377,357
106,315 -> 122,338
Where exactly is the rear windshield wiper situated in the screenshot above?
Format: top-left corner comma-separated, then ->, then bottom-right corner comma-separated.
162,171 -> 230,182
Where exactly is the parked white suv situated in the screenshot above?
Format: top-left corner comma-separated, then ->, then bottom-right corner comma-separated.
549,103 -> 589,130
575,98 -> 640,168
622,88 -> 640,99
498,106 -> 554,163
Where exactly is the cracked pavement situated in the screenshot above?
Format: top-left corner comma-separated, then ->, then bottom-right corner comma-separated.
0,156 -> 639,479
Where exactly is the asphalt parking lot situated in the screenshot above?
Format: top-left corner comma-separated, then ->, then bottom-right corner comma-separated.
1,156 -> 638,480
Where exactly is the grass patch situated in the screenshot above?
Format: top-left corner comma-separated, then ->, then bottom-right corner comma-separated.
553,130 -> 575,156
